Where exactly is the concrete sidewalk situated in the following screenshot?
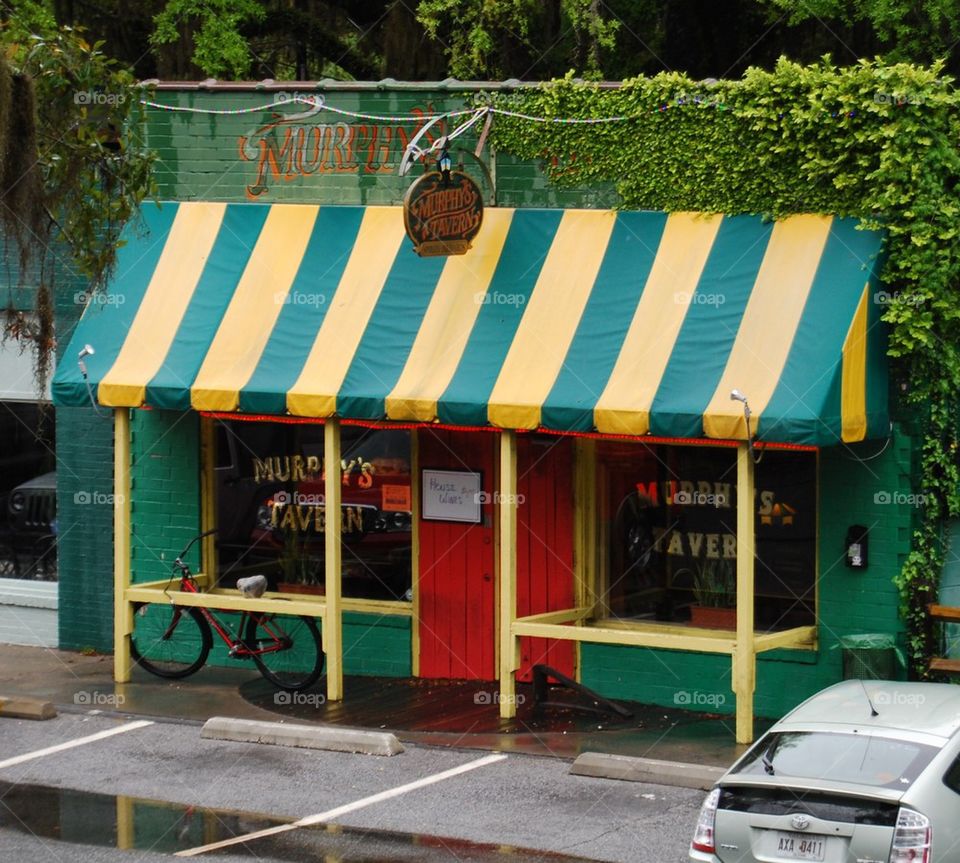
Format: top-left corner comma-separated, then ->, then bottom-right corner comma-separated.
0,643 -> 752,772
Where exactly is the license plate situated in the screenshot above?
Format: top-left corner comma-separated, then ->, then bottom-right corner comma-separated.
771,831 -> 826,861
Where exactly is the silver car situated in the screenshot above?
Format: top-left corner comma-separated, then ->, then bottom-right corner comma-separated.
689,680 -> 960,863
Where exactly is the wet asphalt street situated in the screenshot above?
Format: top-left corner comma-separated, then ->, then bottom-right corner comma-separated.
0,711 -> 705,862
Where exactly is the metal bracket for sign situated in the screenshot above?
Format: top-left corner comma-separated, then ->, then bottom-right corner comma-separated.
399,107 -> 495,205
398,114 -> 447,176
531,664 -> 634,719
454,149 -> 496,206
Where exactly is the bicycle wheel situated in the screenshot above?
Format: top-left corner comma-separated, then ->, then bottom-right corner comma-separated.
245,613 -> 324,692
130,603 -> 212,679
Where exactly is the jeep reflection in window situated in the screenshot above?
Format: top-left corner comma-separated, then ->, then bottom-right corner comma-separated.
0,403 -> 56,581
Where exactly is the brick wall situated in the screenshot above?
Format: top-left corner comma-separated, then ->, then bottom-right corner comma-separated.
58,407 -> 202,651
129,409 -> 201,583
199,611 -> 411,678
341,613 -> 411,677
54,248 -> 117,652
144,88 -> 606,209
56,406 -> 116,650
581,424 -> 915,718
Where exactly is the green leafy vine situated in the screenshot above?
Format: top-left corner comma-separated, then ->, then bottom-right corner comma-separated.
481,58 -> 960,675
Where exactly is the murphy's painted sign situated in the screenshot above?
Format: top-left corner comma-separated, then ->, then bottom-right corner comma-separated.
237,105 -> 446,199
403,170 -> 484,257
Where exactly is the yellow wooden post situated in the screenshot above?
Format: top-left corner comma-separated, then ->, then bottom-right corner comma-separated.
573,439 -> 597,611
324,418 -> 343,701
114,408 -> 133,683
734,442 -> 756,744
199,416 -> 217,580
202,811 -> 218,844
498,430 -> 519,719
573,438 -> 596,681
116,795 -> 134,850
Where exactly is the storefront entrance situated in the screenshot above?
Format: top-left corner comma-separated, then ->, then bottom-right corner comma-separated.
416,430 -> 575,682
417,429 -> 497,679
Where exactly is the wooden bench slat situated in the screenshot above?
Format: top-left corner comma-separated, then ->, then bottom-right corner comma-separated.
928,604 -> 960,622
929,657 -> 960,673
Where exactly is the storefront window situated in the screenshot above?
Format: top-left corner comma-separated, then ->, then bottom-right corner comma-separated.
214,420 -> 411,602
596,441 -> 816,630
0,403 -> 56,580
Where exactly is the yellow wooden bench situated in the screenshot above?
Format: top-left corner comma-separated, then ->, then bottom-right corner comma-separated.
928,604 -> 960,673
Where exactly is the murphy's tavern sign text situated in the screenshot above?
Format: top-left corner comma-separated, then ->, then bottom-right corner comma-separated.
403,170 -> 484,256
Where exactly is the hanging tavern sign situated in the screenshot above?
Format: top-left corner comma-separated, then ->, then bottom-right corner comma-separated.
403,170 -> 484,257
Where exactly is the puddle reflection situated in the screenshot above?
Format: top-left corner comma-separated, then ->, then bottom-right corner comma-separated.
0,781 -> 596,861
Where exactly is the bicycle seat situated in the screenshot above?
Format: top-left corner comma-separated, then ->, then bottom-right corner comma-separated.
236,575 -> 268,598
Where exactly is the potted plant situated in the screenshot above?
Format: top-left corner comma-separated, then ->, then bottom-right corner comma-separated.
276,529 -> 324,595
690,559 -> 737,629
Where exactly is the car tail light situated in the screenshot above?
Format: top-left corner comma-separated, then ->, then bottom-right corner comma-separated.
890,808 -> 931,863
692,787 -> 721,854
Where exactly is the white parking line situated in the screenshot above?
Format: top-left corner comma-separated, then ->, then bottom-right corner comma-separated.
175,751 -> 509,857
0,719 -> 153,770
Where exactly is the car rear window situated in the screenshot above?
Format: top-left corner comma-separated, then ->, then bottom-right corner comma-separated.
731,731 -> 940,790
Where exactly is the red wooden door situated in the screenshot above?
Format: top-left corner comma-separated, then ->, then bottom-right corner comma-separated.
417,429 -> 496,680
516,436 -> 576,681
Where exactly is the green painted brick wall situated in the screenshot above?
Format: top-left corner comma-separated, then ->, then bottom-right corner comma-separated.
341,612 -> 412,677
146,90 -> 479,205
130,409 -> 201,583
54,247 -> 117,653
56,406 -> 116,651
580,424 -> 914,718
143,89 -> 609,209
58,407 -> 200,652
199,611 -> 411,678
495,152 -> 620,209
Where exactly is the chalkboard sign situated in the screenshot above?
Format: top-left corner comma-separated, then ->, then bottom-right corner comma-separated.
421,469 -> 482,523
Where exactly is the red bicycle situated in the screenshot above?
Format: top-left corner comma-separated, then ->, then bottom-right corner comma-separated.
129,531 -> 324,692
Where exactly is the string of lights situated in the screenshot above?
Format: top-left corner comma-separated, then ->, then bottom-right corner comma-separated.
139,94 -> 481,122
138,93 -> 885,126
139,95 -> 698,125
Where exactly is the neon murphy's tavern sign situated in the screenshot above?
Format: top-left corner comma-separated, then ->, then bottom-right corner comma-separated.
403,170 -> 484,257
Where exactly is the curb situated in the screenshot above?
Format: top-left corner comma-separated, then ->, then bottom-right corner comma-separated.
0,696 -> 57,721
570,752 -> 723,790
201,716 -> 404,756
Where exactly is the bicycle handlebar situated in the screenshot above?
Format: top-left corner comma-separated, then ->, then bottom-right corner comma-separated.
175,529 -> 218,565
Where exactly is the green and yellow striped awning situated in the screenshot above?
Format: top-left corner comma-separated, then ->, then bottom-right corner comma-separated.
53,202 -> 888,445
